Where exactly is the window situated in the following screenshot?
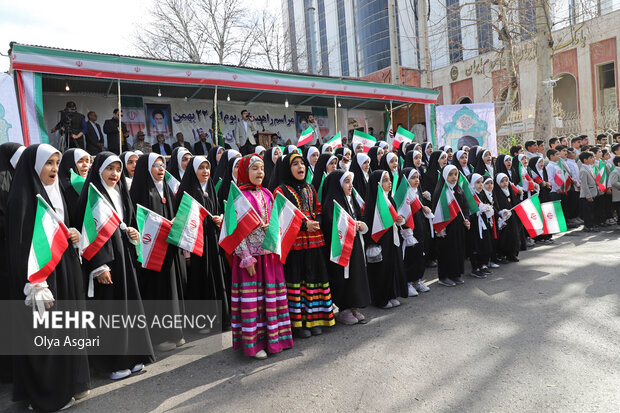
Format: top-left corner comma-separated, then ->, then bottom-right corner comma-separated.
317,0 -> 329,75
337,1 -> 349,76
597,62 -> 617,111
446,0 -> 463,63
476,2 -> 493,54
519,0 -> 536,39
355,0 -> 393,75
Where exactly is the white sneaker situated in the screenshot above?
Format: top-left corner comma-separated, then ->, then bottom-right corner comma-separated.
389,298 -> 401,307
155,341 -> 177,352
131,363 -> 144,373
254,350 -> 268,360
176,337 -> 186,347
109,369 -> 131,380
407,283 -> 419,297
490,262 -> 500,268
413,280 -> 430,292
382,301 -> 393,309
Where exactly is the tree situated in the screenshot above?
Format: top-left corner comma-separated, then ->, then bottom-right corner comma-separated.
253,11 -> 299,71
134,0 -> 257,65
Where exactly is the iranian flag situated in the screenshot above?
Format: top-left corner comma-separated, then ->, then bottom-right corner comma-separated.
262,192 -> 305,263
297,126 -> 314,147
518,162 -> 536,191
513,194 -> 545,238
410,195 -> 422,217
326,132 -> 342,149
352,187 -> 365,213
432,183 -> 461,233
27,195 -> 70,283
164,170 -> 180,196
135,205 -> 172,271
458,172 -> 480,213
214,177 -> 222,193
352,130 -> 377,153
393,178 -> 414,229
219,182 -> 262,254
317,172 -> 327,203
330,201 -> 356,267
541,200 -> 567,234
384,108 -> 394,146
166,192 -> 208,256
80,183 -> 121,260
557,159 -> 572,193
594,162 -> 607,192
371,184 -> 398,242
393,126 -> 415,150
70,169 -> 85,194
306,167 -> 314,184
553,170 -> 565,187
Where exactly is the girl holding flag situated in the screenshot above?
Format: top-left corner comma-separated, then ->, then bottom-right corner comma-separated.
493,173 -> 520,262
362,170 -> 408,308
432,165 -> 470,287
231,155 -> 293,359
7,144 -> 90,411
322,170 -> 371,325
58,148 -> 91,225
467,173 -> 494,278
75,151 -> 154,381
175,156 -> 230,330
130,154 -> 187,352
275,154 -> 335,338
400,168 -> 431,294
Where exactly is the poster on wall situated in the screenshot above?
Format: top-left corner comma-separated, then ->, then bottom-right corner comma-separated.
435,103 -> 498,155
0,73 -> 25,144
145,103 -> 173,143
295,111 -> 311,139
312,107 -> 329,138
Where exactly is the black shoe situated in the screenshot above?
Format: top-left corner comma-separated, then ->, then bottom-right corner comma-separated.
438,278 -> 456,287
425,260 -> 438,268
469,269 -> 487,279
293,328 -> 311,339
309,326 -> 323,336
481,267 -> 492,275
507,256 -> 520,262
497,257 -> 509,264
453,276 -> 465,285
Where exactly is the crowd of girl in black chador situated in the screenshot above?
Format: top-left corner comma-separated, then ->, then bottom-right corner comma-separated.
3,136 -> 606,412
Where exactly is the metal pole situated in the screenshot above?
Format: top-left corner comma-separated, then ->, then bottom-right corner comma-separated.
418,0 -> 433,88
387,0 -> 400,85
214,86 -> 218,146
334,96 -> 338,135
117,79 -> 122,153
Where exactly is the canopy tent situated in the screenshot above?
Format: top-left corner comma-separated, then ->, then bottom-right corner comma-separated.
8,43 -> 439,146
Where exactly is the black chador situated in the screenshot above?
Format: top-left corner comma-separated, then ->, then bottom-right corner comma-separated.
7,144 -> 90,412
130,153 -> 186,347
58,148 -> 90,226
175,156 -> 231,329
75,152 -> 154,375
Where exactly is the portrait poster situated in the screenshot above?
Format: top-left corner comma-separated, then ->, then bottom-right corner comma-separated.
295,111 -> 312,138
435,103 -> 498,155
145,103 -> 173,144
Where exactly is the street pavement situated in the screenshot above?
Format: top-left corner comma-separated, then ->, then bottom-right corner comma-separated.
1,227 -> 619,412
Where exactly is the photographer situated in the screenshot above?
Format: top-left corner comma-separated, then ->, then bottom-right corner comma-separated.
50,101 -> 87,150
234,109 -> 257,155
103,108 -> 130,155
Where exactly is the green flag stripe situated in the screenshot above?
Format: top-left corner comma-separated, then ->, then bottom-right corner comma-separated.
331,203 -> 343,258
32,197 -> 52,268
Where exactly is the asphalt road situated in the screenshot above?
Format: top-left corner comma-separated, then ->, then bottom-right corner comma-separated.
2,227 -> 619,412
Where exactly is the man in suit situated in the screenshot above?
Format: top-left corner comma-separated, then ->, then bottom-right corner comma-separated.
234,109 -> 257,155
172,132 -> 193,153
193,132 -> 213,155
84,111 -> 104,155
578,151 -> 600,232
103,108 -> 130,155
151,133 -> 172,155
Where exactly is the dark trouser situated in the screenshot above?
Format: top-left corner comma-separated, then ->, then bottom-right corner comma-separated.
239,140 -> 255,155
613,201 -> 620,221
581,198 -> 595,228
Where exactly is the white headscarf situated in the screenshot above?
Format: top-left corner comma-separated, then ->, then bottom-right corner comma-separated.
442,164 -> 458,190
321,143 -> 332,154
73,149 -> 89,165
378,141 -> 389,150
123,151 -> 137,166
326,155 -> 337,174
343,147 -> 352,157
386,152 -> 398,171
176,148 -> 190,178
352,142 -> 363,153
227,150 -> 241,160
456,150 -> 467,162
231,157 -> 242,183
483,176 -> 494,202
99,155 -> 124,220
496,173 -> 510,197
287,145 -> 298,155
35,144 -> 64,218
306,147 -> 319,170
272,147 -> 281,163
407,168 -> 420,197
356,153 -> 370,180
340,171 -> 354,187
148,153 -> 165,198
469,173 -> 483,194
192,156 -> 209,192
255,145 -> 266,155
10,146 -> 25,169
134,150 -> 144,156
379,170 -> 390,194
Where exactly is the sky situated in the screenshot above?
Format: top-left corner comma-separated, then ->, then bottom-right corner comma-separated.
0,0 -> 272,72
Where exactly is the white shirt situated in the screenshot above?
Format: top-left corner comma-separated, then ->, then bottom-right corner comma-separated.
90,121 -> 101,139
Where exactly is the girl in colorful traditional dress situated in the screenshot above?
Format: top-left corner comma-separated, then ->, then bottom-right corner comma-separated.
231,155 -> 294,359
275,153 -> 335,338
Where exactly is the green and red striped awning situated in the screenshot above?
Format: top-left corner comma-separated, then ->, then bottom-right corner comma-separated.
10,44 -> 439,104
